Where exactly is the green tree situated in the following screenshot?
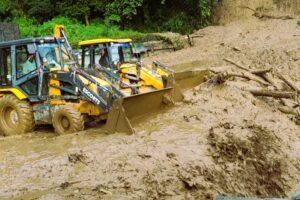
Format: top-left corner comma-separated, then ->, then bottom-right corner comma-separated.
198,0 -> 217,25
1,0 -> 220,37
0,0 -> 21,21
0,0 -> 10,15
13,17 -> 37,37
23,0 -> 57,22
105,0 -> 143,29
57,0 -> 91,25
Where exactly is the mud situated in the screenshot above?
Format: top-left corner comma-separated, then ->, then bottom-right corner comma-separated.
1,7 -> 300,200
213,0 -> 299,25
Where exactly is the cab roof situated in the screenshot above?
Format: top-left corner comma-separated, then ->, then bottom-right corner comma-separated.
79,38 -> 132,46
0,37 -> 65,47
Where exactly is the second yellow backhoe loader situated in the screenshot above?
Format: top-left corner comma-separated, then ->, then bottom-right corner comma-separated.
54,25 -> 185,121
75,39 -> 185,120
76,36 -> 212,121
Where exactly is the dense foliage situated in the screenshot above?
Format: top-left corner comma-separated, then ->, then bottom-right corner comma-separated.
0,0 -> 217,46
13,16 -> 145,47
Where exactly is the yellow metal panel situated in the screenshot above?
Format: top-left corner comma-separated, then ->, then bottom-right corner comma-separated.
74,100 -> 102,116
0,88 -> 27,99
120,64 -> 138,75
140,68 -> 164,89
49,67 -> 70,72
53,25 -> 64,37
156,67 -> 169,76
91,75 -> 111,87
79,38 -> 132,46
119,64 -> 165,89
49,79 -> 64,104
78,74 -> 111,89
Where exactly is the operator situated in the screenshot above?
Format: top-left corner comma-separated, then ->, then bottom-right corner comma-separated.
99,48 -> 110,68
21,54 -> 36,75
45,52 -> 60,67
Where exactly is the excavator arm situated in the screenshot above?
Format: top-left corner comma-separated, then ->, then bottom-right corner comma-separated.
53,24 -> 134,134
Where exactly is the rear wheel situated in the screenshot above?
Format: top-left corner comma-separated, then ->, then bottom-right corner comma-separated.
0,94 -> 34,136
52,105 -> 84,135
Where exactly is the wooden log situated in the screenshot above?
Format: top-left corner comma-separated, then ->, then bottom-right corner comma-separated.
278,106 -> 299,115
249,90 -> 295,99
227,73 -> 250,80
187,35 -> 193,46
251,68 -> 272,75
261,73 -> 278,88
224,58 -> 271,75
277,74 -> 300,94
224,58 -> 270,85
260,73 -> 291,107
224,58 -> 250,71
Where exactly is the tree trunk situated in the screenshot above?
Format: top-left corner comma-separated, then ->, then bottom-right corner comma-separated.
85,14 -> 90,26
277,74 -> 300,94
249,90 -> 295,99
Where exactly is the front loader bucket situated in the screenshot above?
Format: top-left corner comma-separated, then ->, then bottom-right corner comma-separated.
104,69 -> 210,134
123,87 -> 173,119
105,99 -> 134,134
174,69 -> 210,91
105,88 -> 174,134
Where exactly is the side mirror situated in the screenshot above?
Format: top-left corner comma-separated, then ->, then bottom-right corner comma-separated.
27,44 -> 36,54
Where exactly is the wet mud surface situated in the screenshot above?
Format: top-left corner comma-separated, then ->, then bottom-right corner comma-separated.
1,17 -> 300,199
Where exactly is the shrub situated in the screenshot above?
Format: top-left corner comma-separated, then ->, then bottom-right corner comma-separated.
13,17 -> 38,37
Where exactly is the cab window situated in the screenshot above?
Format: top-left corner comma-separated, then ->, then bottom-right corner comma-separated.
16,45 -> 37,79
0,47 -> 12,86
81,47 -> 91,69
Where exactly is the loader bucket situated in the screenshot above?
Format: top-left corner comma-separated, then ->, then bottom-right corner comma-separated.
123,87 -> 173,119
104,88 -> 174,134
104,69 -> 210,134
105,99 -> 135,134
174,69 -> 210,91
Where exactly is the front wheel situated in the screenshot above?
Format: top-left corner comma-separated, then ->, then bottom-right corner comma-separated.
52,105 -> 84,135
0,94 -> 34,136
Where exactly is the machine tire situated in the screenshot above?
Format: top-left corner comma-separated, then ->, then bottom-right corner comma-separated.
52,105 -> 84,135
0,94 -> 34,136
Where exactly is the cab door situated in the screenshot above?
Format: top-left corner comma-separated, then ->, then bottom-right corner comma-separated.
0,46 -> 12,86
13,44 -> 39,100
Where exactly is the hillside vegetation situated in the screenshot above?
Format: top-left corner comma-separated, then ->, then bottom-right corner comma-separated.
0,0 -> 218,46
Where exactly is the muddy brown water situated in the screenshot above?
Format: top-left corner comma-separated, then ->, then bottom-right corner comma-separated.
0,70 -> 209,199
1,69 -> 299,199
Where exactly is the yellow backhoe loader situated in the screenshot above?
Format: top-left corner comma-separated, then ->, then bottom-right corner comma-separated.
0,27 -> 134,135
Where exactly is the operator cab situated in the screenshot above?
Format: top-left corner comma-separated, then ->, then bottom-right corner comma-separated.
0,37 -> 71,101
79,39 -> 138,71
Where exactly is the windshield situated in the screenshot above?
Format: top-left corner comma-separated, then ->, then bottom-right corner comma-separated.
109,43 -> 135,63
38,43 -> 70,68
